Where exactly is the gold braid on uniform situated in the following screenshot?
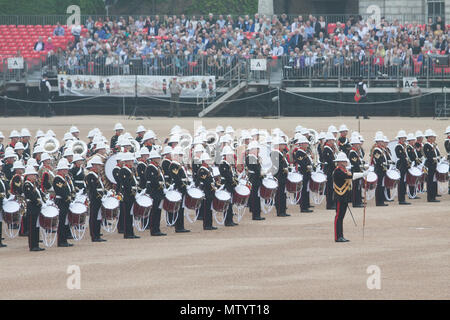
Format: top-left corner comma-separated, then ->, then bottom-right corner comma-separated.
333,179 -> 352,196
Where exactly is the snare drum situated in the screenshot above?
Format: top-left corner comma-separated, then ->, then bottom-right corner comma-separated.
309,172 -> 327,194
233,184 -> 250,206
163,190 -> 182,213
384,169 -> 400,189
2,200 -> 21,225
436,162 -> 449,182
133,194 -> 153,218
184,187 -> 204,211
39,205 -> 59,230
364,172 -> 378,190
259,178 -> 278,200
101,196 -> 120,220
406,167 -> 423,186
212,190 -> 231,213
286,172 -> 303,193
68,202 -> 88,226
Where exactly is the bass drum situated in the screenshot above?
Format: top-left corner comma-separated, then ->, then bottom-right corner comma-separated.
104,153 -> 119,185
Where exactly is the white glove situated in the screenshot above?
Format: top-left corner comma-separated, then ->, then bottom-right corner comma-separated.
352,172 -> 364,180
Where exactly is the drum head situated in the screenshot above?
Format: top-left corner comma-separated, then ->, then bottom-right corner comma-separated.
408,167 -> 422,177
41,205 -> 59,218
102,196 -> 120,210
311,172 -> 327,183
366,172 -> 378,183
288,172 -> 303,183
166,190 -> 182,202
3,200 -> 20,213
70,202 -> 87,214
187,187 -> 204,199
235,184 -> 250,196
437,162 -> 449,173
262,178 -> 278,189
136,194 -> 153,207
215,190 -> 231,201
387,170 -> 400,180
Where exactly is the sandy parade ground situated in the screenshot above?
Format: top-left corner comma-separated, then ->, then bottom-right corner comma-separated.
0,116 -> 449,300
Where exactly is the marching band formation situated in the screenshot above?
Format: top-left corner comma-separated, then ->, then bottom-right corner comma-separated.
0,122 -> 448,250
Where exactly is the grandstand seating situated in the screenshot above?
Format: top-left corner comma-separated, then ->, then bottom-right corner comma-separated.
0,24 -> 83,62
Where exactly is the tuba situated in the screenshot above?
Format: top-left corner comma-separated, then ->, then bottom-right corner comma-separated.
71,140 -> 88,157
41,136 -> 60,156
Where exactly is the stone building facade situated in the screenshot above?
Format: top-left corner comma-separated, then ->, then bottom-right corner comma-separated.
272,0 -> 449,23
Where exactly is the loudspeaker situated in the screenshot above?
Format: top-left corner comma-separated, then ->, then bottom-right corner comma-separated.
434,55 -> 449,67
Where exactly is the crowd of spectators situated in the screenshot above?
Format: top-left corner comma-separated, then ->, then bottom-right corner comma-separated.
40,13 -> 450,79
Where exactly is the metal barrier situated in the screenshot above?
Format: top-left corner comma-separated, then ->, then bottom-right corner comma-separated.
57,54 -> 240,78
2,53 -> 449,90
282,55 -> 450,88
0,13 -> 443,27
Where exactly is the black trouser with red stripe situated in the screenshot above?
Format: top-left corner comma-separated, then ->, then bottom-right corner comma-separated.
326,173 -> 335,209
28,207 -> 40,250
299,174 -> 310,211
352,178 -> 362,206
0,222 -> 3,245
334,198 -> 348,241
398,169 -> 407,203
118,201 -> 124,233
123,200 -> 135,237
150,197 -> 163,234
201,197 -> 213,229
20,212 -> 29,236
89,200 -> 101,240
426,167 -> 437,201
56,201 -> 69,245
249,184 -> 261,219
375,171 -> 386,205
175,207 -> 186,231
275,178 -> 287,216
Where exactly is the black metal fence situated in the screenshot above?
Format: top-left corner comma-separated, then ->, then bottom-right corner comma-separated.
0,13 -> 444,27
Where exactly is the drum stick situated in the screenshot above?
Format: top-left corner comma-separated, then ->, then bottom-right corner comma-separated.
363,188 -> 367,240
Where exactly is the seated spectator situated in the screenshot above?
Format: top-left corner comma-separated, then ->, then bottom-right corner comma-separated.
46,37 -> 55,52
34,36 -> 45,51
53,22 -> 65,36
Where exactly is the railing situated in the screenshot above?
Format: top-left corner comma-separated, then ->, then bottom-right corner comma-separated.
57,54 -> 240,78
2,54 -> 449,90
281,55 -> 450,88
0,13 -> 445,27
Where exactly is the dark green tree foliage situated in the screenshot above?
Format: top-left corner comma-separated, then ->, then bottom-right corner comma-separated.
0,0 -> 106,14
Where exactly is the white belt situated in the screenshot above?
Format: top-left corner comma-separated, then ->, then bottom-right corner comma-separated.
75,180 -> 85,183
